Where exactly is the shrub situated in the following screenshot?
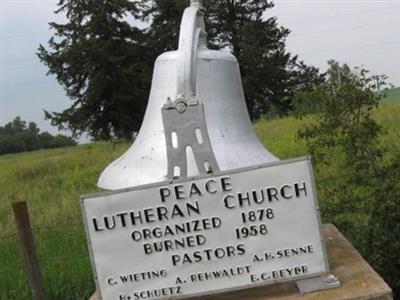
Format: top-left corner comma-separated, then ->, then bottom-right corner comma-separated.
294,60 -> 400,296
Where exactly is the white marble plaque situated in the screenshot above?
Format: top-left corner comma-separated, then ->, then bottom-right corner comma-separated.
81,157 -> 329,300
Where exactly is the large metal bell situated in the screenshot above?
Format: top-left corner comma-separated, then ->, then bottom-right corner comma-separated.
98,0 -> 278,190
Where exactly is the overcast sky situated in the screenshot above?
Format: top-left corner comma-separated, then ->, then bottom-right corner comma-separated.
1,0 -> 399,140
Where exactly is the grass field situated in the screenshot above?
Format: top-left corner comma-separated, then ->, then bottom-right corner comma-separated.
0,143 -> 129,299
0,101 -> 399,299
384,87 -> 400,103
255,102 -> 400,160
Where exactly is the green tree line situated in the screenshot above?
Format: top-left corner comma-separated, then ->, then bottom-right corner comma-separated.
0,117 -> 77,155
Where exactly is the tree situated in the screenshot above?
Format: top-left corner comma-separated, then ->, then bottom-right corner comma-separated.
207,0 -> 324,118
294,61 -> 400,295
0,117 -> 77,155
38,0 -> 150,140
142,0 -> 324,119
40,0 -> 323,140
140,0 -> 187,55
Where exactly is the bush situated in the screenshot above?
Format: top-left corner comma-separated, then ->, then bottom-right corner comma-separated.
294,61 -> 400,297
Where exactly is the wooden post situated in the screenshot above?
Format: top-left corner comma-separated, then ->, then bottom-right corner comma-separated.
12,201 -> 47,300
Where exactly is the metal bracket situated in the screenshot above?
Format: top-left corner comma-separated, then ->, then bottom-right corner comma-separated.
296,274 -> 340,294
161,2 -> 219,180
162,97 -> 220,180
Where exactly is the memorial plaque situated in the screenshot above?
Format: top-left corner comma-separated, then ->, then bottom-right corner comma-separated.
81,157 -> 329,300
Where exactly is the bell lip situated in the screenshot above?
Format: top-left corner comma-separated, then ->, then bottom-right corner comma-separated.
97,177 -> 127,191
157,49 -> 237,63
96,167 -> 167,191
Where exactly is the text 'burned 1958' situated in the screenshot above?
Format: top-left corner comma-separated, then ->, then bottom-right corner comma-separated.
81,158 -> 328,300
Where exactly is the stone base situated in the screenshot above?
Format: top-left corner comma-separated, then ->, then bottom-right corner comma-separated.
90,224 -> 392,300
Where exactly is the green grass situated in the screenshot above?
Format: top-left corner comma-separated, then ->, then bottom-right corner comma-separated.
255,102 -> 400,160
0,142 -> 129,299
384,87 -> 400,103
0,101 -> 399,299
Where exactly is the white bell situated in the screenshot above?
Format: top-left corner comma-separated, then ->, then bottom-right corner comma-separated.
98,0 -> 278,190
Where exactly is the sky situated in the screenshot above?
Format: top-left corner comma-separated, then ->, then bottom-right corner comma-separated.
1,0 -> 399,141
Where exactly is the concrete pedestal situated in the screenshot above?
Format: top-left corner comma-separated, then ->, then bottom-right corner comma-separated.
90,224 -> 392,300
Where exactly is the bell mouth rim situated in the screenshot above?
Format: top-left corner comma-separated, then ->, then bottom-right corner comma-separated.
156,49 -> 237,63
